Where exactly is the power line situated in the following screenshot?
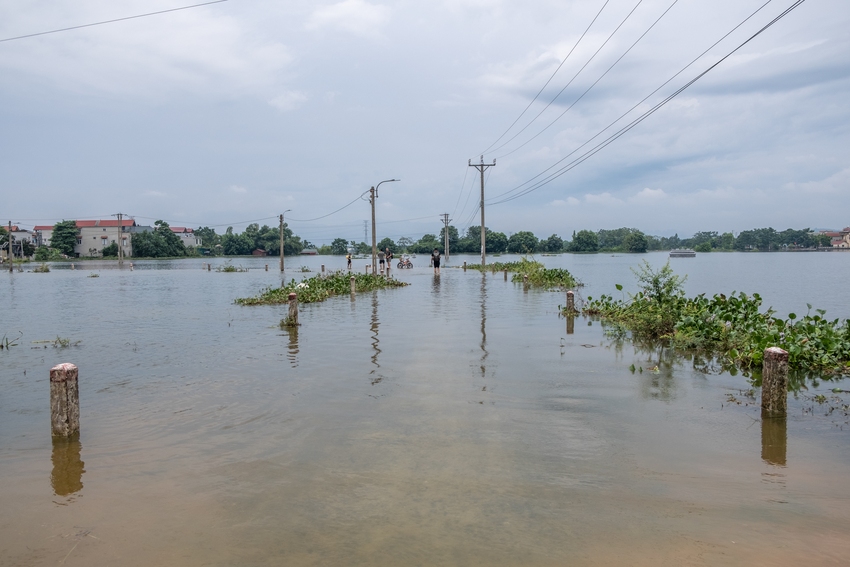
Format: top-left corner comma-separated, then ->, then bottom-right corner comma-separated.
0,0 -> 229,44
488,0 -> 807,206
480,0 -> 612,155
495,0 -> 681,160
487,0 -> 647,156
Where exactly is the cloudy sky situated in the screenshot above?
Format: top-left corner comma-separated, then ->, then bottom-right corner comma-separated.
1,0 -> 847,244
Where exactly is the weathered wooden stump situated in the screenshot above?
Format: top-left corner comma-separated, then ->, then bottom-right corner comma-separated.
350,275 -> 356,294
463,261 -> 467,272
208,263 -> 211,271
762,347 -> 788,417
504,269 -> 508,281
566,290 -> 576,314
265,264 -> 268,271
50,363 -> 80,438
321,264 -> 325,273
288,293 -> 299,326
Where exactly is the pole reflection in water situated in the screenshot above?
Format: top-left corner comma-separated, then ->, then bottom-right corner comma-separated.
370,291 -> 383,385
285,328 -> 299,368
761,415 -> 787,467
566,315 -> 575,335
51,433 -> 85,497
480,272 -> 488,378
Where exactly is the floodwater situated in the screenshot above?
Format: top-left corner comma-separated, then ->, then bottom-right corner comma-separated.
1,252 -> 848,566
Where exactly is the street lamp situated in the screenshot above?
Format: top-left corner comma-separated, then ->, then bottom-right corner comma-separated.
280,209 -> 291,272
370,179 -> 399,274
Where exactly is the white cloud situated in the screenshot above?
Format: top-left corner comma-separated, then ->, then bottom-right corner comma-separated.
230,185 -> 248,194
584,192 -> 624,206
305,0 -> 391,36
783,168 -> 849,195
631,188 -> 666,201
269,91 -> 308,111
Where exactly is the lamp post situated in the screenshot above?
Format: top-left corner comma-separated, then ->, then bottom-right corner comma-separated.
370,179 -> 399,274
280,209 -> 291,272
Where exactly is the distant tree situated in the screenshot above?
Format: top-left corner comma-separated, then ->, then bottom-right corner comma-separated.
257,225 -> 280,255
377,237 -> 397,253
542,234 -> 563,252
570,230 -> 598,252
439,225 -> 460,249
51,220 -> 79,257
507,231 -> 538,254
195,226 -> 221,253
694,241 -> 712,253
154,220 -> 187,257
487,231 -> 508,253
102,242 -> 119,257
330,238 -> 349,255
396,236 -> 414,252
719,232 -> 735,250
412,234 -> 440,254
21,240 -> 35,257
622,231 -> 648,253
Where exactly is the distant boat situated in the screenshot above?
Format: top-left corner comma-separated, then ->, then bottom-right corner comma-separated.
669,249 -> 696,258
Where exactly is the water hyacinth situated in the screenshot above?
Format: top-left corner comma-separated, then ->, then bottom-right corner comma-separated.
235,271 -> 408,306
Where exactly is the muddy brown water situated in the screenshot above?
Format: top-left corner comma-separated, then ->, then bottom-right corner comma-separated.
1,253 -> 848,566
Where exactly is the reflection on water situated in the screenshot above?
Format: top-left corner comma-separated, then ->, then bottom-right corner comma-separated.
479,272 -> 488,378
370,291 -> 382,385
285,327 -> 299,368
761,415 -> 787,467
50,434 -> 85,496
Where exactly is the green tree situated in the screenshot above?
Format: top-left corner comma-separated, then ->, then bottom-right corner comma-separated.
622,231 -> 648,253
195,226 -> 221,253
570,230 -> 598,252
507,231 -> 539,254
396,236 -> 414,252
21,240 -> 35,257
378,237 -> 397,253
221,227 -> 253,256
487,231 -> 508,253
51,220 -> 79,257
542,234 -> 563,252
102,242 -> 119,257
694,241 -> 712,253
439,225 -> 460,249
330,238 -> 349,255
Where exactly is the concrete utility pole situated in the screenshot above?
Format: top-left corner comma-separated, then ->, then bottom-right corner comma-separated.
8,220 -> 13,272
112,212 -> 125,266
469,155 -> 496,267
280,209 -> 291,272
441,213 -> 452,262
369,179 -> 399,275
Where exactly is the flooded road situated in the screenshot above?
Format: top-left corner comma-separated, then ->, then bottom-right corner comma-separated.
1,254 -> 848,566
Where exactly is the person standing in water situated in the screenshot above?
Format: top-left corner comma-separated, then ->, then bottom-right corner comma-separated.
378,249 -> 386,274
431,248 -> 441,275
346,252 -> 352,270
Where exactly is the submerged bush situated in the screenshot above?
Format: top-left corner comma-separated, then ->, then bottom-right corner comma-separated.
582,261 -> 850,377
467,257 -> 579,289
235,272 -> 408,306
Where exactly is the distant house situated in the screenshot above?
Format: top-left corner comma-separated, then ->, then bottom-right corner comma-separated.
34,219 -> 137,257
300,248 -> 318,255
252,249 -> 267,257
169,227 -> 202,248
820,227 -> 850,248
2,225 -> 34,260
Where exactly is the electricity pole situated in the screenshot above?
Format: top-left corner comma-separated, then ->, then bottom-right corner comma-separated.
280,210 -> 291,272
7,220 -> 12,272
112,212 -> 125,266
441,213 -> 451,262
469,155 -> 495,266
369,179 -> 399,275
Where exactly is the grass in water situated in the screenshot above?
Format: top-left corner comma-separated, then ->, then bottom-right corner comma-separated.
466,257 -> 579,289
236,271 -> 409,306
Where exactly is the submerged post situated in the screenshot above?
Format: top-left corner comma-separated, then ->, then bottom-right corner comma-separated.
207,263 -> 211,271
265,264 -> 268,271
50,363 -> 80,438
288,293 -> 299,327
350,275 -> 356,294
566,290 -> 576,314
762,347 -> 788,417
463,261 -> 467,272
504,268 -> 508,281
321,264 -> 325,274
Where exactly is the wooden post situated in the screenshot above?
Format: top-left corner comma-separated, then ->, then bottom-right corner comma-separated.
350,275 -> 356,294
71,263 -> 75,270
761,414 -> 787,466
566,290 -> 576,314
463,261 -> 467,272
207,263 -> 211,271
366,264 -> 370,274
762,347 -> 788,416
504,269 -> 508,281
288,293 -> 299,326
50,363 -> 80,438
321,264 -> 325,274
265,264 -> 268,271
523,274 -> 528,285
129,262 -> 134,271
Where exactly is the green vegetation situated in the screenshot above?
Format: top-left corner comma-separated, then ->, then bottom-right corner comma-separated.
33,263 -> 50,273
235,272 -> 409,306
35,245 -> 63,261
51,220 -> 79,257
582,261 -> 850,377
466,258 -> 579,289
216,262 -> 248,272
132,220 -> 190,258
1,332 -> 23,350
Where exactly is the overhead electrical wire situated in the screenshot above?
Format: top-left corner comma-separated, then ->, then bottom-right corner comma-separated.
488,0 -> 806,206
495,0 -> 681,160
480,0 -> 612,155
486,0 -> 646,157
0,0 -> 229,43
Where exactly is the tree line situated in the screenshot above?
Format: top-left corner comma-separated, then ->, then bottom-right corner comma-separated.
30,221 -> 835,259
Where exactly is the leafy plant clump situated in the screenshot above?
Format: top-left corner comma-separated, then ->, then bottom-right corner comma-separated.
33,263 -> 50,273
235,272 -> 409,306
217,262 -> 248,273
582,261 -> 850,377
466,257 -> 579,289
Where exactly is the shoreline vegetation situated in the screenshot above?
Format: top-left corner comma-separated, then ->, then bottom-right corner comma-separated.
577,262 -> 850,381
235,272 -> 408,306
464,258 -> 580,289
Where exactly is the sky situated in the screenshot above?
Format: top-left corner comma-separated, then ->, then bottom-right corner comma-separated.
1,0 -> 848,245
